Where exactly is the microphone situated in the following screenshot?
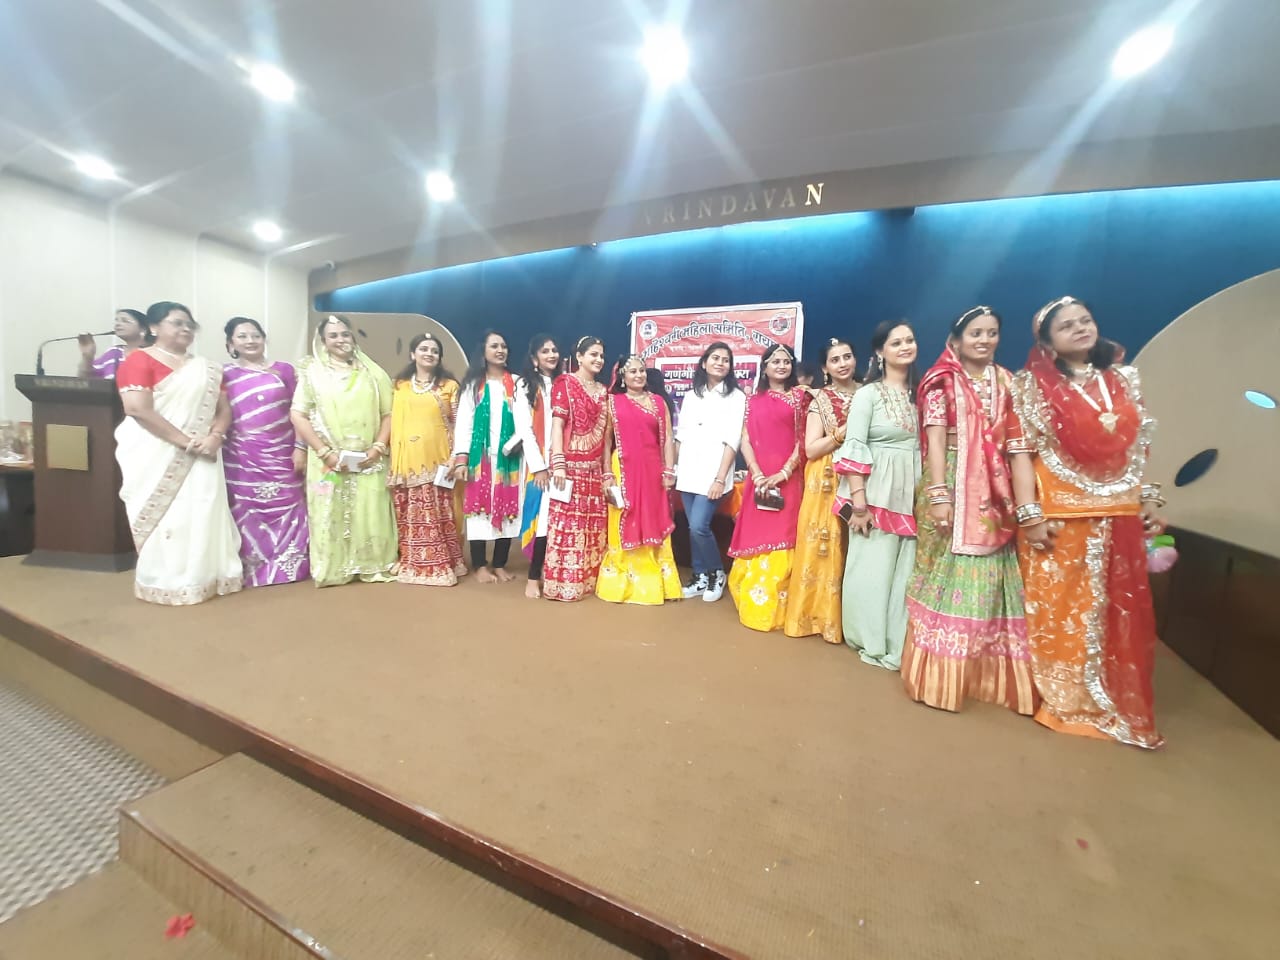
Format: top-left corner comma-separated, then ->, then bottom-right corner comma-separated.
36,332 -> 114,376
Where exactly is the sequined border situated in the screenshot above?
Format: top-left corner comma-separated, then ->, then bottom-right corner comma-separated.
1009,364 -> 1155,498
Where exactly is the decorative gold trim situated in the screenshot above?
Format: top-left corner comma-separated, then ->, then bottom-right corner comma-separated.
1009,365 -> 1154,498
131,362 -> 222,551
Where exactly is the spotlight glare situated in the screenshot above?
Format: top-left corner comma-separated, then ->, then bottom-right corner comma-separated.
74,155 -> 117,180
424,171 -> 456,202
249,63 -> 296,102
641,26 -> 689,88
1111,25 -> 1174,79
252,220 -> 283,243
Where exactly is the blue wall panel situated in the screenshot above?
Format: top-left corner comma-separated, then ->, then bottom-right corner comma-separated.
319,179 -> 1280,370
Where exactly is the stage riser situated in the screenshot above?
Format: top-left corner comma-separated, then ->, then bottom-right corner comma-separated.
0,634 -> 220,780
119,809 -> 328,960
0,862 -> 239,959
123,755 -> 647,960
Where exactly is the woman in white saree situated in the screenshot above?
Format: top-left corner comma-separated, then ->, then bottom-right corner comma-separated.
115,302 -> 243,605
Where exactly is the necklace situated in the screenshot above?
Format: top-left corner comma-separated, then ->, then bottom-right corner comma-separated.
1070,372 -> 1118,432
239,359 -> 271,371
411,374 -> 435,394
1067,362 -> 1095,380
152,345 -> 187,364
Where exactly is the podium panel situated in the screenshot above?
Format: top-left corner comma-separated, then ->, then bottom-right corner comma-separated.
14,375 -> 134,570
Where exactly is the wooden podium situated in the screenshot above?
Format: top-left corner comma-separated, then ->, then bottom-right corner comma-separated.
14,375 -> 135,570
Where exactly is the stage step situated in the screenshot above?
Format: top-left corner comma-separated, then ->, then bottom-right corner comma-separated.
121,754 -> 639,960
0,861 -> 241,959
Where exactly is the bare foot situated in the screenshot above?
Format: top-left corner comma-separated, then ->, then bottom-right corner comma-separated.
388,561 -> 401,576
494,568 -> 514,583
524,580 -> 542,599
454,563 -> 468,578
475,567 -> 498,584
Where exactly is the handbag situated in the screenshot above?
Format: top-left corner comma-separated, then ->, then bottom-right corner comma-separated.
754,486 -> 784,512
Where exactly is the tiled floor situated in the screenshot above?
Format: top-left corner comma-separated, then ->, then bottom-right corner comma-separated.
0,679 -> 165,923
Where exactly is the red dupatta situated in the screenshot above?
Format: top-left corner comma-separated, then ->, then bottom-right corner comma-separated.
917,346 -> 1015,554
610,392 -> 674,549
1023,344 -> 1140,477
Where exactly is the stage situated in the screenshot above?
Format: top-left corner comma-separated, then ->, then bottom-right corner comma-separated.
1,555 -> 1278,959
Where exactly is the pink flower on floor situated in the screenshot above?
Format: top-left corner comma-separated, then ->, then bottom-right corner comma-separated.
165,914 -> 195,939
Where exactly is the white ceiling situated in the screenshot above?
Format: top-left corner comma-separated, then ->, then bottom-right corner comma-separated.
2,0 -> 1277,271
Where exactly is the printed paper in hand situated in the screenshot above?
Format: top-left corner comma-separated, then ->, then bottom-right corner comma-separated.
547,479 -> 573,503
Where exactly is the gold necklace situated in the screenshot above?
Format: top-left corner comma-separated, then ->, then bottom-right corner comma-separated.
1070,374 -> 1118,432
411,374 -> 435,394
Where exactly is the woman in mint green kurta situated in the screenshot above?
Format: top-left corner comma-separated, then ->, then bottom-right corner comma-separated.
290,316 -> 397,587
833,321 -> 921,669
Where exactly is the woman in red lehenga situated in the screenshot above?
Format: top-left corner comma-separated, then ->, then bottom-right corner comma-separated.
1008,296 -> 1168,749
542,336 -> 610,602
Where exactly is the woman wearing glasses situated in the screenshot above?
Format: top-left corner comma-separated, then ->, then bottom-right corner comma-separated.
114,302 -> 243,605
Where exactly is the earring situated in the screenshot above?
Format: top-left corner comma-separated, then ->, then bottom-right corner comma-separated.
229,348 -> 239,359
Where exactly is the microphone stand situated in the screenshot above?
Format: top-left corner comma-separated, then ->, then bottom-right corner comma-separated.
35,332 -> 115,376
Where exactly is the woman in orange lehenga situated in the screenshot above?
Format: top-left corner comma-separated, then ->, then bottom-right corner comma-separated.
1009,296 -> 1167,749
784,337 -> 858,644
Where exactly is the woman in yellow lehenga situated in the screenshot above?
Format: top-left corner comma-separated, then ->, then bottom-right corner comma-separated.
728,344 -> 808,631
784,338 -> 859,643
597,356 -> 681,604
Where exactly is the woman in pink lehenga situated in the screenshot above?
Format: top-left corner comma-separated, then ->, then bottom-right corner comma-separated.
221,317 -> 310,585
727,343 -> 808,632
596,356 -> 681,604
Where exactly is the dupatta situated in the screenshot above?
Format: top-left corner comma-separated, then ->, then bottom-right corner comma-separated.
301,332 -> 392,455
1022,344 -> 1141,480
519,378 -> 549,557
917,346 -> 1015,555
464,372 -> 521,528
610,392 -> 674,549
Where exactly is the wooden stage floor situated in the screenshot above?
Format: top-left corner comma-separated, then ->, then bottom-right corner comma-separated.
2,556 -> 1278,959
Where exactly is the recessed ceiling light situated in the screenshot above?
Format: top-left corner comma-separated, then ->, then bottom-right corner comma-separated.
252,220 -> 283,243
641,26 -> 689,88
248,63 -> 296,102
1111,25 -> 1174,79
74,155 -> 117,180
424,171 -> 456,202
1245,389 -> 1277,410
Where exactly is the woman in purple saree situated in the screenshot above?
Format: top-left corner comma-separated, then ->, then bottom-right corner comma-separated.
221,317 -> 310,586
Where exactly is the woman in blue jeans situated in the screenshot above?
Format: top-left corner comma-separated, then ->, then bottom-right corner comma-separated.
673,342 -> 747,601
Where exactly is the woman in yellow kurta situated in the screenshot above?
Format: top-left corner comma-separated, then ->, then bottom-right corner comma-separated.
784,338 -> 858,643
388,333 -> 466,585
597,356 -> 682,604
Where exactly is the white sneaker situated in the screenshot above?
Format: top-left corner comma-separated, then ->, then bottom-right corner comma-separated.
682,573 -> 709,599
703,570 -> 727,602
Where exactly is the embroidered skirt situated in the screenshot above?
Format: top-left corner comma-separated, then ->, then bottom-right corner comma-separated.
392,484 -> 465,586
542,460 -> 607,602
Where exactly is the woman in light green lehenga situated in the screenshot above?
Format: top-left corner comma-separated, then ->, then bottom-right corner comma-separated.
290,315 -> 397,586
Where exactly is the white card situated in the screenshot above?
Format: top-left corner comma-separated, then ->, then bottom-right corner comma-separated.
606,485 -> 625,508
433,464 -> 456,489
337,449 -> 365,472
547,479 -> 573,503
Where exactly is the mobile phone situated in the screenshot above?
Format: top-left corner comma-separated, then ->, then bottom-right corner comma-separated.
836,501 -> 855,524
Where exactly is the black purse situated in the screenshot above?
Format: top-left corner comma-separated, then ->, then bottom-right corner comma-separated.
754,486 -> 785,512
